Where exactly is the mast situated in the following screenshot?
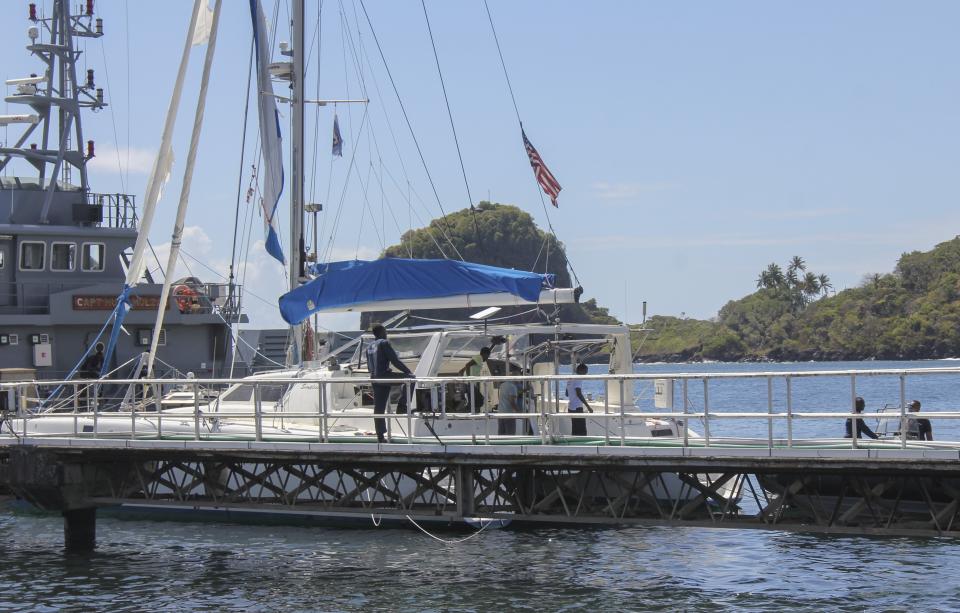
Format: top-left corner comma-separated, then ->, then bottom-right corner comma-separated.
290,0 -> 305,289
289,0 -> 306,363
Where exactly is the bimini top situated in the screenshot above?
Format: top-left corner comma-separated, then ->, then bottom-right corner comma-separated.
278,258 -> 575,324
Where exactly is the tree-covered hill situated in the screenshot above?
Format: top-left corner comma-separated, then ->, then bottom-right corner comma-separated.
634,237 -> 960,362
359,202 -> 619,328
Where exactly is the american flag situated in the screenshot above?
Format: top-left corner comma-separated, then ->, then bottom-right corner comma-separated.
522,129 -> 561,207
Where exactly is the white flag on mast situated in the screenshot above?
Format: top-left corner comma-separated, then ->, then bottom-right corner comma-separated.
191,1 -> 215,46
250,0 -> 285,264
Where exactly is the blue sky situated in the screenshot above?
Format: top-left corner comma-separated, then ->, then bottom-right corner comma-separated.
3,1 -> 959,331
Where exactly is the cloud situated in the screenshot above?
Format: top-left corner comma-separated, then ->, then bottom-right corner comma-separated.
591,181 -> 676,200
151,226 -> 221,281
88,144 -> 155,175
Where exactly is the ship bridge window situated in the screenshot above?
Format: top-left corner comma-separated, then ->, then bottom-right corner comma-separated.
18,241 -> 44,271
81,243 -> 105,272
51,242 -> 76,271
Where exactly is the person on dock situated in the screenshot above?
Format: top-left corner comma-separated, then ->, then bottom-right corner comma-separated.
566,363 -> 593,437
458,346 -> 492,410
366,324 -> 414,443
845,396 -> 878,439
497,370 -> 520,436
909,400 -> 933,441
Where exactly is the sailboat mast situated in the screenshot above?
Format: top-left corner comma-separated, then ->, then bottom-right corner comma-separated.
290,0 -> 305,290
286,0 -> 306,364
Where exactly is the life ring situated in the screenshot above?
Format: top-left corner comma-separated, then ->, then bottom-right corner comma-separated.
173,284 -> 199,313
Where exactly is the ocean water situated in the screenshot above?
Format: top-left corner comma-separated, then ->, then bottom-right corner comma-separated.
3,360 -> 960,612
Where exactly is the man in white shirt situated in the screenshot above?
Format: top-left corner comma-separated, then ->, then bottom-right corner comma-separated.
565,363 -> 593,436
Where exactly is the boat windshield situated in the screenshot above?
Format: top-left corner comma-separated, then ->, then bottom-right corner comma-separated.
342,333 -> 434,366
220,383 -> 288,403
443,335 -> 490,358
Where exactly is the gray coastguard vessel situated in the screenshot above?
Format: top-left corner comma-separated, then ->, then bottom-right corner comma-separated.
0,1 -> 246,381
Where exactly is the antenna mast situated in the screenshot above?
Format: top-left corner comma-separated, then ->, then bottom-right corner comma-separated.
0,0 -> 106,222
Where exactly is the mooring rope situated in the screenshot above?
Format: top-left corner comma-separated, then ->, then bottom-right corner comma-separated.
405,514 -> 494,544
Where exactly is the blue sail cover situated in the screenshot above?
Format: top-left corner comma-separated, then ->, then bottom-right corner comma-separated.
279,258 -> 555,324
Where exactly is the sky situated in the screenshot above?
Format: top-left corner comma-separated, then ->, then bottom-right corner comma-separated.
3,1 -> 960,332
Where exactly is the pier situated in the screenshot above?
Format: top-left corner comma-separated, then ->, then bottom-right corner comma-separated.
3,367 -> 960,548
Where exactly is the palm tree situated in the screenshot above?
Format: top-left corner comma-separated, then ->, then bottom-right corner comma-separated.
817,273 -> 832,296
761,263 -> 785,289
803,271 -> 821,298
789,255 -> 806,273
785,267 -> 799,289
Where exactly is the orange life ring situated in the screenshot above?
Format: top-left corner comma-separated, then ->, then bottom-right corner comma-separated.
173,284 -> 199,313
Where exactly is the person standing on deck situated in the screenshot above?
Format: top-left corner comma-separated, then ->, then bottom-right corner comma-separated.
497,371 -> 520,436
566,363 -> 593,437
845,396 -> 878,439
366,324 -> 414,443
458,346 -> 492,409
909,400 -> 933,441
81,342 -> 105,379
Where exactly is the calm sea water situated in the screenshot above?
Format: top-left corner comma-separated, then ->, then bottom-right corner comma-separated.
3,360 -> 960,612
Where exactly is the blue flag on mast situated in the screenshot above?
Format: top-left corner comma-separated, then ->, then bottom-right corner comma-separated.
249,0 -> 285,264
332,113 -> 343,157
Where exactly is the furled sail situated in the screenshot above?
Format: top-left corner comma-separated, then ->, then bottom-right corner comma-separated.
250,0 -> 285,264
278,258 -> 578,324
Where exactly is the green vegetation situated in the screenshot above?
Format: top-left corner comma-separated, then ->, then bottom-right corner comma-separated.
361,202 -> 618,328
360,202 -> 960,362
637,239 -> 960,361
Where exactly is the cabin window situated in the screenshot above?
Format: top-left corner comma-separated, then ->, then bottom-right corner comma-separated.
51,242 -> 76,271
81,242 -> 105,272
18,241 -> 44,271
0,249 -> 4,269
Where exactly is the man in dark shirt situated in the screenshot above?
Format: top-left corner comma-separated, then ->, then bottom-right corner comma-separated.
844,396 -> 878,439
909,400 -> 933,441
365,324 -> 414,443
81,342 -> 105,379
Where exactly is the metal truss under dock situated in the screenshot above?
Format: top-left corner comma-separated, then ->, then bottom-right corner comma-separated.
3,437 -> 960,549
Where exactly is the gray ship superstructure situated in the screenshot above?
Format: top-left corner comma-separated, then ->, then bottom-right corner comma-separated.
0,1 -> 245,379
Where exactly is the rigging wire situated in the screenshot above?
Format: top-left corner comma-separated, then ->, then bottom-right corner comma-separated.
307,1 -> 323,209
228,39 -> 256,302
352,21 -> 418,245
225,39 -> 256,376
124,0 -> 131,191
358,0 -> 464,260
420,0 -> 486,257
320,105 -> 371,264
420,0 -> 476,212
350,15 -> 461,259
481,0 -> 581,286
97,40 -> 126,195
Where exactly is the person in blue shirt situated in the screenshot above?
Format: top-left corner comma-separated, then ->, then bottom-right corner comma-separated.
844,396 -> 878,439
365,324 -> 414,443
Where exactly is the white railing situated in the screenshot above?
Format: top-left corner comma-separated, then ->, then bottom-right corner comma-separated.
1,367 -> 958,449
